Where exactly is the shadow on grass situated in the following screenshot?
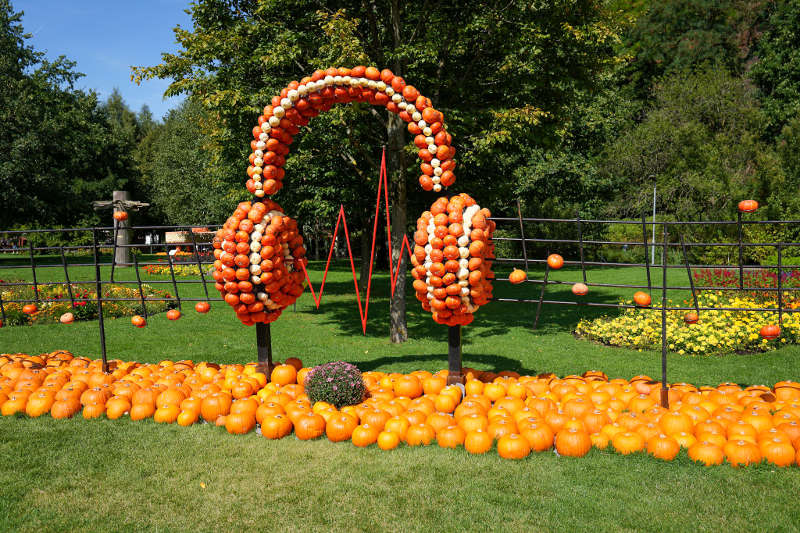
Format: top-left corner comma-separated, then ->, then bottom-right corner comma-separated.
308,268 -> 625,341
352,351 -> 539,375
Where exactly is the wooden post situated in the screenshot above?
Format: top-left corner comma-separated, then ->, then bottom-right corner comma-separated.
446,326 -> 464,385
113,190 -> 131,267
256,323 -> 275,376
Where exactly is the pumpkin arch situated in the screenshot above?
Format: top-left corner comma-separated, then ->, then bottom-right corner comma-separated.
246,66 -> 457,196
213,66 -> 493,327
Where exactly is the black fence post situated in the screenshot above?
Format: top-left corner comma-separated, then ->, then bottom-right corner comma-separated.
738,211 -> 744,290
0,280 -> 6,324
110,219 -> 118,282
132,253 -> 149,320
642,214 -> 652,295
680,234 -> 700,316
256,322 -> 274,375
576,212 -> 587,284
533,251 -> 551,330
778,245 -> 783,327
189,230 -> 211,303
660,227 -> 669,409
447,325 -> 464,385
516,200 -> 529,272
166,251 -> 182,311
59,246 -> 75,308
28,240 -> 39,304
92,229 -> 108,373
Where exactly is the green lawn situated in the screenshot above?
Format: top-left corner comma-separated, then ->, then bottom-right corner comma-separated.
1,260 -> 799,532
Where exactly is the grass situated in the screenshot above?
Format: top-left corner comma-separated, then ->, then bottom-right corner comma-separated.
1,260 -> 799,531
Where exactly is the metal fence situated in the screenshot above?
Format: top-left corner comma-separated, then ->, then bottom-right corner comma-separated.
2,206 -> 799,407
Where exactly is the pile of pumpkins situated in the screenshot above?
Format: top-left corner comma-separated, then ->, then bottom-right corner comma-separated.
2,351 -> 800,466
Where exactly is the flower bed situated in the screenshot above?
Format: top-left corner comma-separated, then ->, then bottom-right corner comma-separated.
0,281 -> 174,326
142,263 -> 209,277
2,351 -> 799,467
143,251 -> 213,277
576,291 -> 800,356
693,267 -> 800,303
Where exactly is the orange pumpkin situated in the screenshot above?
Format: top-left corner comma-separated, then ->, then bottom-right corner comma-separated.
437,425 -> 466,448
377,430 -> 400,450
25,392 -> 54,417
683,311 -> 699,325
384,416 -> 410,441
156,389 -> 185,409
497,433 -> 531,459
351,423 -> 379,447
612,431 -> 645,455
131,315 -> 146,328
521,424 -> 554,452
271,364 -> 297,386
760,438 -> 795,467
688,441 -> 725,466
130,402 -> 155,421
166,309 -> 181,321
82,402 -> 106,419
760,324 -> 780,340
509,269 -> 527,285
50,399 -> 80,419
195,301 -> 211,313
659,411 -> 693,436
22,304 -> 37,315
737,199 -> 758,212
113,210 -> 129,221
590,432 -> 610,449
646,434 -> 680,461
546,254 -> 564,269
177,409 -> 199,426
571,283 -> 588,296
294,412 -> 326,440
200,392 -> 232,422
393,375 -> 423,398
464,429 -> 493,454
59,312 -> 75,324
405,423 -> 435,446
261,414 -> 293,439
256,402 -> 285,423
225,412 -> 256,434
105,397 -> 131,420
633,291 -> 651,307
555,428 -> 592,457
326,413 -> 358,442
154,404 -> 180,423
723,440 -> 762,467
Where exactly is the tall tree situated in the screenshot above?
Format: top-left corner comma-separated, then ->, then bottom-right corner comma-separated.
602,66 -> 783,248
750,0 -> 800,134
133,0 -> 620,341
141,100 -> 231,224
621,0 -> 767,97
0,1 -> 132,229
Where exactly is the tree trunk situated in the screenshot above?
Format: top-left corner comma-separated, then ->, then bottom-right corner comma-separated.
387,111 -> 408,343
359,228 -> 371,293
388,0 -> 408,343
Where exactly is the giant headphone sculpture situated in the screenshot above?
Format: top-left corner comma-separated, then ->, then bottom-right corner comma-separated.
212,66 -> 495,328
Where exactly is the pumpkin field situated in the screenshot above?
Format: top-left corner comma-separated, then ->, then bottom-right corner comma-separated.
1,260 -> 800,532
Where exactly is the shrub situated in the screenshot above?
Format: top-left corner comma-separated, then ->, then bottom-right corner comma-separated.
575,291 -> 800,356
303,361 -> 366,408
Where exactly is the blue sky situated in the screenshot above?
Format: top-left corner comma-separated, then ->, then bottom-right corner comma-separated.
16,0 -> 192,120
